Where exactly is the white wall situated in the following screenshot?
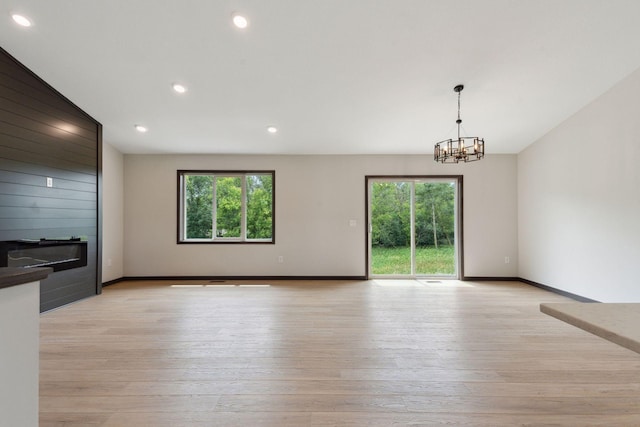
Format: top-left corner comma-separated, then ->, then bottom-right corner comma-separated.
102,142 -> 124,282
123,154 -> 517,278
518,67 -> 640,302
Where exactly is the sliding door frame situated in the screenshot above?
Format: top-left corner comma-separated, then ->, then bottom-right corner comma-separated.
365,175 -> 464,279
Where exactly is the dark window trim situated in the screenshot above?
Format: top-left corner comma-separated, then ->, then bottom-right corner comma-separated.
177,170 -> 275,245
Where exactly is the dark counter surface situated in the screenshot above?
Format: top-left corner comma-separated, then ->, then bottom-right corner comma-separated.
0,267 -> 52,290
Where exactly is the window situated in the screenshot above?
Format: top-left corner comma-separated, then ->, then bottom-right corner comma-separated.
178,171 -> 274,243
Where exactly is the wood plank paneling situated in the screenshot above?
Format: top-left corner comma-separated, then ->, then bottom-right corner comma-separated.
0,116 -> 96,153
0,46 -> 100,311
41,271 -> 97,312
0,158 -> 95,184
0,109 -> 96,147
0,83 -> 97,133
0,194 -> 96,210
0,170 -> 96,192
0,56 -> 97,124
0,127 -> 96,165
0,182 -> 96,201
0,95 -> 96,139
0,227 -> 96,241
0,207 -> 96,220
0,218 -> 97,231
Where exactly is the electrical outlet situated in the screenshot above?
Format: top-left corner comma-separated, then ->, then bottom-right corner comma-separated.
46,177 -> 53,187
504,256 -> 510,264
278,256 -> 284,263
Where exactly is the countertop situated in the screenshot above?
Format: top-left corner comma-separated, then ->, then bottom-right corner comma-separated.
541,302 -> 640,354
0,267 -> 53,290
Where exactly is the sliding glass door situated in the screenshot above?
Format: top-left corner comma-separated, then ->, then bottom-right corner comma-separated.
367,177 -> 461,278
369,181 -> 412,275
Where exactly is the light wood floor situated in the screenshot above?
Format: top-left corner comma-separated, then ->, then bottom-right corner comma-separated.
40,279 -> 640,426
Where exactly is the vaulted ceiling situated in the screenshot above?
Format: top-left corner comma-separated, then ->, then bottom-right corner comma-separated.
3,0 -> 640,155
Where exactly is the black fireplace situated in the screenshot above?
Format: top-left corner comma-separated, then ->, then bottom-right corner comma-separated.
0,238 -> 88,272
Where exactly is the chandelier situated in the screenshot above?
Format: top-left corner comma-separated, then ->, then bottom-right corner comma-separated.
434,84 -> 485,163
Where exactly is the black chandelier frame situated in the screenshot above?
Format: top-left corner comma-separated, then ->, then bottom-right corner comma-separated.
434,84 -> 485,163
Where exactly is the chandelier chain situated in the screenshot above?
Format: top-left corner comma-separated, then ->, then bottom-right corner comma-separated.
457,89 -> 461,140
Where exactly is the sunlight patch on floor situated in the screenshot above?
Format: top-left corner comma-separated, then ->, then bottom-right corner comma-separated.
373,279 -> 475,288
169,284 -> 204,288
418,280 -> 474,287
373,280 -> 424,287
170,284 -> 271,288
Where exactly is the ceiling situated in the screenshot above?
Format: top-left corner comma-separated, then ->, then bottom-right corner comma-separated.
2,1 -> 640,155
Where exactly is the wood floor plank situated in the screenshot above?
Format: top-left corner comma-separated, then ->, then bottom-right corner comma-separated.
39,412 -> 111,427
101,411 -> 312,427
40,395 -> 221,413
40,279 -> 640,426
304,412 -> 640,427
41,379 -> 469,397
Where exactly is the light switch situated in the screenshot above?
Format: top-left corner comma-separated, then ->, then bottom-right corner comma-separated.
349,219 -> 357,227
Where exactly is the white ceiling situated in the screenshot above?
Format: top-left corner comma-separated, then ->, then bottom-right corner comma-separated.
2,0 -> 640,155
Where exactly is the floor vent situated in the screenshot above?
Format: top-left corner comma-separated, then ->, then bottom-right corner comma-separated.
425,280 -> 442,283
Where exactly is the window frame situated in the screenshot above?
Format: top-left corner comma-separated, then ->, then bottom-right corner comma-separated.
177,170 -> 275,244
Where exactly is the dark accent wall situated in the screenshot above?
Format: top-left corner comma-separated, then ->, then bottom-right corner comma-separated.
0,47 -> 101,312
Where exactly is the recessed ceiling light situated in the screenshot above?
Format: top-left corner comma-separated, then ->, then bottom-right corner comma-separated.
232,13 -> 248,29
12,14 -> 32,27
267,126 -> 278,134
134,124 -> 148,133
172,83 -> 187,94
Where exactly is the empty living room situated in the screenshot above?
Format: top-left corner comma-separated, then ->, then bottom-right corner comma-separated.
1,1 -> 639,426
